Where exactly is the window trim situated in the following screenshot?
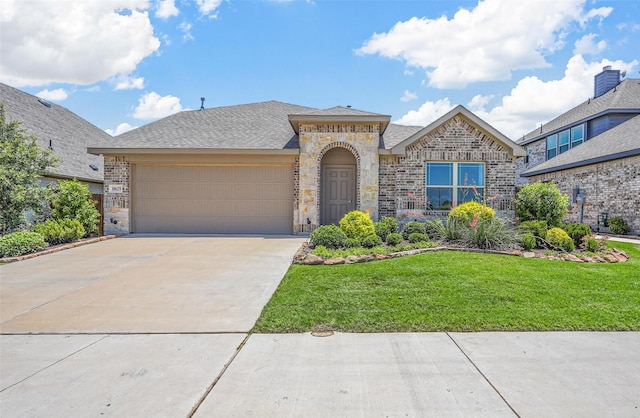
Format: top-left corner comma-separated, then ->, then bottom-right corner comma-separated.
425,162 -> 485,211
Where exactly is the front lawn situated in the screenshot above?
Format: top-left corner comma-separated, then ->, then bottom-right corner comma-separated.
253,242 -> 640,333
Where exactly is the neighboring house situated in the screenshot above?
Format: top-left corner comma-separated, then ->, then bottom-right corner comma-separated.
0,83 -> 111,195
516,68 -> 640,233
89,102 -> 524,235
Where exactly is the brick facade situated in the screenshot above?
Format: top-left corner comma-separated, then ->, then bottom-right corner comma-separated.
103,155 -> 130,235
380,115 -> 517,220
528,155 -> 640,233
515,140 -> 546,186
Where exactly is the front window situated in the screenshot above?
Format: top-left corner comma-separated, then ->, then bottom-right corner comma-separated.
426,162 -> 485,210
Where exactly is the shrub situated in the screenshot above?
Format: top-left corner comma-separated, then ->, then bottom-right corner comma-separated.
401,221 -> 426,240
546,227 -> 575,252
0,231 -> 47,258
563,223 -> 592,247
442,216 -> 466,242
515,182 -> 569,227
339,210 -> 375,241
518,220 -> 548,239
585,237 -> 599,252
374,217 -> 399,241
361,234 -> 383,248
385,232 -> 403,246
449,201 -> 495,224
344,238 -> 361,248
424,219 -> 445,240
608,217 -> 631,235
408,232 -> 429,244
309,225 -> 347,249
521,233 -> 536,251
51,179 -> 100,236
461,217 -> 518,250
33,218 -> 85,245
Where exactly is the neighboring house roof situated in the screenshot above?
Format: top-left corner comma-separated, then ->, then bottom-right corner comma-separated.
384,105 -> 525,157
0,83 -> 110,184
519,78 -> 640,145
521,114 -> 640,177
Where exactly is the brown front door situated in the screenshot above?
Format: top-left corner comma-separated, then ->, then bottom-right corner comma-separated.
321,166 -> 355,225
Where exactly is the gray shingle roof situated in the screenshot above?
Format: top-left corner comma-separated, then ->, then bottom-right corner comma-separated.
519,78 -> 640,145
0,83 -> 110,183
293,106 -> 389,117
112,101 -> 317,149
522,114 -> 640,177
380,124 -> 423,148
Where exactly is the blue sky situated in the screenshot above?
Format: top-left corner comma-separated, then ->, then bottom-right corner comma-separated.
1,0 -> 638,140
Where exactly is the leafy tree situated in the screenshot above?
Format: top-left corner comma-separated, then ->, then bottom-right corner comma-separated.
0,104 -> 58,234
515,182 -> 569,227
51,179 -> 100,236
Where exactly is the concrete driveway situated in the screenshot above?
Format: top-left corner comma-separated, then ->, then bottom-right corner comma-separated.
0,236 -> 304,333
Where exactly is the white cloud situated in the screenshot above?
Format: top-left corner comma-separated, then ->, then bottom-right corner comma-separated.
36,88 -> 68,101
85,85 -> 101,92
357,0 -> 612,88
113,74 -> 145,90
472,55 -> 638,139
156,0 -> 179,19
178,21 -> 194,41
0,0 -> 160,87
105,122 -> 137,136
467,94 -> 493,112
196,0 -> 222,18
400,90 -> 418,102
132,92 -> 183,119
574,34 -> 606,55
394,98 -> 454,126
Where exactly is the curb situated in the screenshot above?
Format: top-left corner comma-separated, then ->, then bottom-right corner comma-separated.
0,235 -> 119,264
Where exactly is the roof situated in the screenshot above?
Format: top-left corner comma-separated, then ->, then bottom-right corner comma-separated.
288,106 -> 391,134
0,83 -> 110,183
384,105 -> 525,157
521,114 -> 640,177
519,78 -> 640,145
380,123 -> 424,148
97,101 -> 316,153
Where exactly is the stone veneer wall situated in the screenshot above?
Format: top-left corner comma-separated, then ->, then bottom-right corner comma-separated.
296,123 -> 380,232
527,155 -> 640,234
515,139 -> 546,186
103,155 -> 130,235
380,115 -> 517,220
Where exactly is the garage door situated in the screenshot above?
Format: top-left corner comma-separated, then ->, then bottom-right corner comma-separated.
132,165 -> 294,234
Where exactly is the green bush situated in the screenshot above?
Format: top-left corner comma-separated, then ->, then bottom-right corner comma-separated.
51,179 -> 100,236
339,210 -> 375,241
309,225 -> 347,249
449,201 -> 495,224
374,217 -> 399,241
563,223 -> 592,247
518,220 -> 548,239
33,219 -> 85,245
386,232 -> 403,246
461,217 -> 518,250
546,227 -> 575,252
0,231 -> 47,258
521,233 -> 536,251
361,234 -> 383,248
344,238 -> 361,248
585,237 -> 600,252
408,232 -> 429,244
401,221 -> 426,240
424,219 -> 445,240
515,182 -> 569,227
608,217 -> 631,235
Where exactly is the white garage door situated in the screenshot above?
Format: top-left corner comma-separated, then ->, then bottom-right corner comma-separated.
132,164 -> 294,234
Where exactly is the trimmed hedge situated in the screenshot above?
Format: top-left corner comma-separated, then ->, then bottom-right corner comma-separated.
0,231 -> 47,258
374,217 -> 399,241
546,227 -> 575,252
339,210 -> 375,240
402,221 -> 426,240
32,219 -> 85,245
310,225 -> 347,249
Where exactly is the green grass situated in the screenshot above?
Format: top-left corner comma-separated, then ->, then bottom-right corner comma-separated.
253,242 -> 640,333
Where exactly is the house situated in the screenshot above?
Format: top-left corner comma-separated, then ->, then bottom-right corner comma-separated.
0,83 -> 111,195
516,68 -> 640,233
88,102 -> 524,235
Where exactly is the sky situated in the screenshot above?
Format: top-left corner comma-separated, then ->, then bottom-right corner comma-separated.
1,0 -> 638,140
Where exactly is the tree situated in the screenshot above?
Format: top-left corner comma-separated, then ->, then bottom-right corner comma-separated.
51,179 -> 100,236
0,104 -> 58,234
515,181 -> 569,227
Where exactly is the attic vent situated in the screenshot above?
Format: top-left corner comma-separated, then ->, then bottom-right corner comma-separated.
90,164 -> 99,171
38,98 -> 52,108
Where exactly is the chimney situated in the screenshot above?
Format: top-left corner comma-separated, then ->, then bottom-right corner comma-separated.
594,66 -> 621,98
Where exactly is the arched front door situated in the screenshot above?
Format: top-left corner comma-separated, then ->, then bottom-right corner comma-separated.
320,147 -> 356,225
